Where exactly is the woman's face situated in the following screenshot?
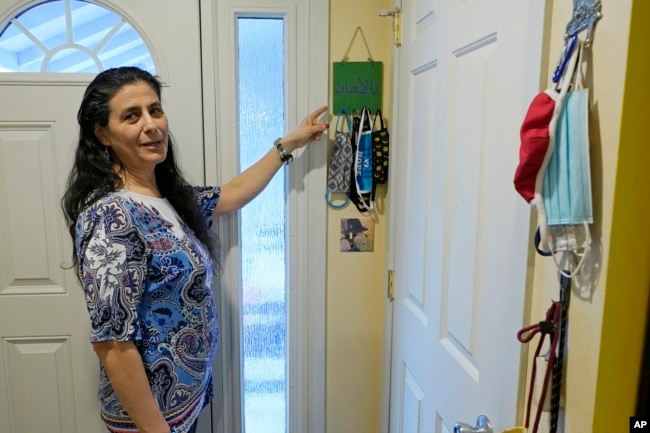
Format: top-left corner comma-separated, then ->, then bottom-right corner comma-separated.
94,80 -> 169,174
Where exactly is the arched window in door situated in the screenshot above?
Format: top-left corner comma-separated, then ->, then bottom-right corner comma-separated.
0,0 -> 155,73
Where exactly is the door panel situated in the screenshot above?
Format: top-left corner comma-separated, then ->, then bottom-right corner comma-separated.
0,1 -> 203,432
389,0 -> 544,431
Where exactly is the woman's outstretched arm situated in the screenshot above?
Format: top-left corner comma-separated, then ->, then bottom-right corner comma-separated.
214,106 -> 329,215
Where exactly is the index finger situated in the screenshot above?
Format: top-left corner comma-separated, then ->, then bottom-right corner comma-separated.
309,105 -> 329,120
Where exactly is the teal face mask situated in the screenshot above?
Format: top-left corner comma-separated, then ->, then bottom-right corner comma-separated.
535,39 -> 594,280
542,88 -> 593,226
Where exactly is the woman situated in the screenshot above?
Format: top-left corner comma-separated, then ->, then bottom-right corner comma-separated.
62,66 -> 328,433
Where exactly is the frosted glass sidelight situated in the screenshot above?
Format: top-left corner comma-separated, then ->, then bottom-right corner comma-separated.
237,17 -> 287,433
0,0 -> 155,73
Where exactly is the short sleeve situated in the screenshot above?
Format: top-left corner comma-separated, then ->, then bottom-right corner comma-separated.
193,186 -> 221,228
76,197 -> 147,343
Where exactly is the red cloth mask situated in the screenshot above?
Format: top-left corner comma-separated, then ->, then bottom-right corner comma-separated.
513,90 -> 557,203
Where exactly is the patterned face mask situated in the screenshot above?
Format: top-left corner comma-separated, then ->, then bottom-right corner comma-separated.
326,110 -> 354,208
372,109 -> 389,185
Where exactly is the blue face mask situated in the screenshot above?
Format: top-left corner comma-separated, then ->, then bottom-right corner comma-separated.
537,40 -> 593,279
355,107 -> 374,195
353,107 -> 374,211
542,88 -> 593,226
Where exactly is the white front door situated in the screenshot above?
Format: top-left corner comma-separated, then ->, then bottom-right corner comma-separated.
388,0 -> 545,431
0,1 -> 204,432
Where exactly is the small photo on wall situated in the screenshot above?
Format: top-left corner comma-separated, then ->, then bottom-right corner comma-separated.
340,217 -> 375,252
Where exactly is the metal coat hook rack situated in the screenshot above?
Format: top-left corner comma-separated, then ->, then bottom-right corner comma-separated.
565,0 -> 602,45
552,0 -> 602,83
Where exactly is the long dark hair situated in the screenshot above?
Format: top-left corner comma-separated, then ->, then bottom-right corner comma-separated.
62,66 -> 218,270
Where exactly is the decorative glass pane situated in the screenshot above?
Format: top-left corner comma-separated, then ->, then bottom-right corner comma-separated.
237,17 -> 287,433
0,0 -> 155,73
47,48 -> 95,72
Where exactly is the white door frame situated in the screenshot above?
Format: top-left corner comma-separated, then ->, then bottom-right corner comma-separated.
199,1 -> 329,432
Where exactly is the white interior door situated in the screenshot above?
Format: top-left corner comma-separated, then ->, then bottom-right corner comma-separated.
0,1 -> 204,432
388,0 -> 545,431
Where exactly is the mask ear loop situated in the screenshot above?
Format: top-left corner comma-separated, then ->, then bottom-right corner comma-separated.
334,108 -> 351,133
573,39 -> 586,91
549,220 -> 592,279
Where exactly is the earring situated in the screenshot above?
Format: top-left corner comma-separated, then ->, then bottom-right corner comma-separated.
103,145 -> 110,160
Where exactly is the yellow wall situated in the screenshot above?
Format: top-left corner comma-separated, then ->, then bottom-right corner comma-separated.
326,1 -> 392,432
326,1 -> 649,432
593,0 -> 650,429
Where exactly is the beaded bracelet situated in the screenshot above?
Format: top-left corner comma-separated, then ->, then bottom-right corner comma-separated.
274,138 -> 293,165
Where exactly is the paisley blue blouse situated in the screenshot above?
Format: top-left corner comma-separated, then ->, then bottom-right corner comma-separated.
75,186 -> 220,433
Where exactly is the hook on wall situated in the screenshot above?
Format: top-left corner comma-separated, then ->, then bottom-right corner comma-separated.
379,7 -> 402,47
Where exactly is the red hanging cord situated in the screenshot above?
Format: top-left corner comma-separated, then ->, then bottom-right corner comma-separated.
517,301 -> 562,433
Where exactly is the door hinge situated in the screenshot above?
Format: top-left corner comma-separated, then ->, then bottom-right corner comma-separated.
379,7 -> 402,47
387,269 -> 395,301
